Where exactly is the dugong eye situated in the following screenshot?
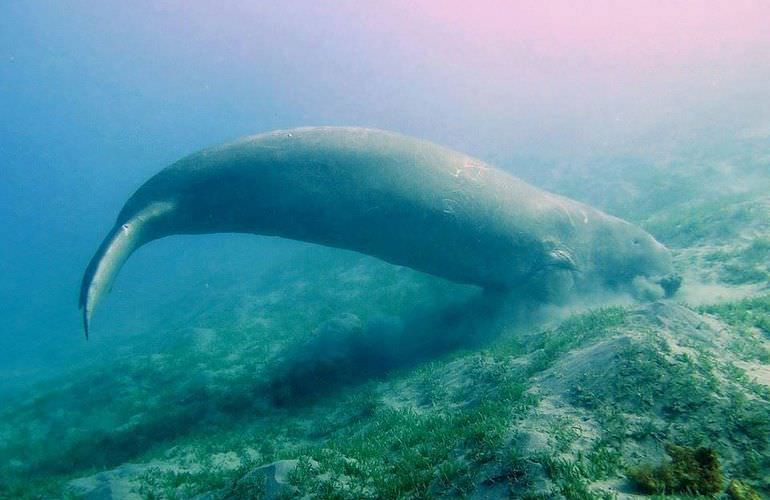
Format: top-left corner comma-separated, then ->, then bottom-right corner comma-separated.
122,224 -> 130,230
632,239 -> 640,245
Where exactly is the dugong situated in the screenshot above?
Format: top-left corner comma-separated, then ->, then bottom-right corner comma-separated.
80,127 -> 678,337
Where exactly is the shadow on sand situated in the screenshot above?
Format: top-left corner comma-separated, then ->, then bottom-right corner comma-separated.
264,289 -> 525,407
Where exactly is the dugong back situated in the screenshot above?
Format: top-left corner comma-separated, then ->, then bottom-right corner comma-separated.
144,128 -> 551,287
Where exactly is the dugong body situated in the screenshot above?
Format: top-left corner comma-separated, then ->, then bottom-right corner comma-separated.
81,127 -> 676,337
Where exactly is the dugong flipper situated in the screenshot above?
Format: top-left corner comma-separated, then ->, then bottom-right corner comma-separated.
80,127 -> 678,337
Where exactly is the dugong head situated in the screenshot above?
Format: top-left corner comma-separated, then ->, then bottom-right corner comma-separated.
587,217 -> 681,299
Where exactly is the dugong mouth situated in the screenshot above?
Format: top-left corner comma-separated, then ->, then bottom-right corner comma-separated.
656,273 -> 683,297
629,273 -> 682,301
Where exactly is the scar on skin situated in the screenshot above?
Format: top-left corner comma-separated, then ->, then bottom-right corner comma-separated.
453,158 -> 489,180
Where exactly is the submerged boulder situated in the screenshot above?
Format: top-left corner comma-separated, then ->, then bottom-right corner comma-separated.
230,459 -> 299,499
67,463 -> 147,500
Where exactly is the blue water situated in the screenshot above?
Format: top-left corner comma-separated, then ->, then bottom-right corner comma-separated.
2,0 -> 769,382
1,4 -> 770,495
3,2 -> 770,376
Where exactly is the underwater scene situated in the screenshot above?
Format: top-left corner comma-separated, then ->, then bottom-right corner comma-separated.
1,2 -> 770,499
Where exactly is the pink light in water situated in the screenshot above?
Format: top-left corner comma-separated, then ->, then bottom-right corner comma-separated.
400,0 -> 770,67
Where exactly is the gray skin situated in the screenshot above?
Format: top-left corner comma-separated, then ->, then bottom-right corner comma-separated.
80,127 -> 678,337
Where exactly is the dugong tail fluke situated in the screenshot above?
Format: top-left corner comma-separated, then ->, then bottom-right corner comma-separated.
80,127 -> 679,337
79,202 -> 176,338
